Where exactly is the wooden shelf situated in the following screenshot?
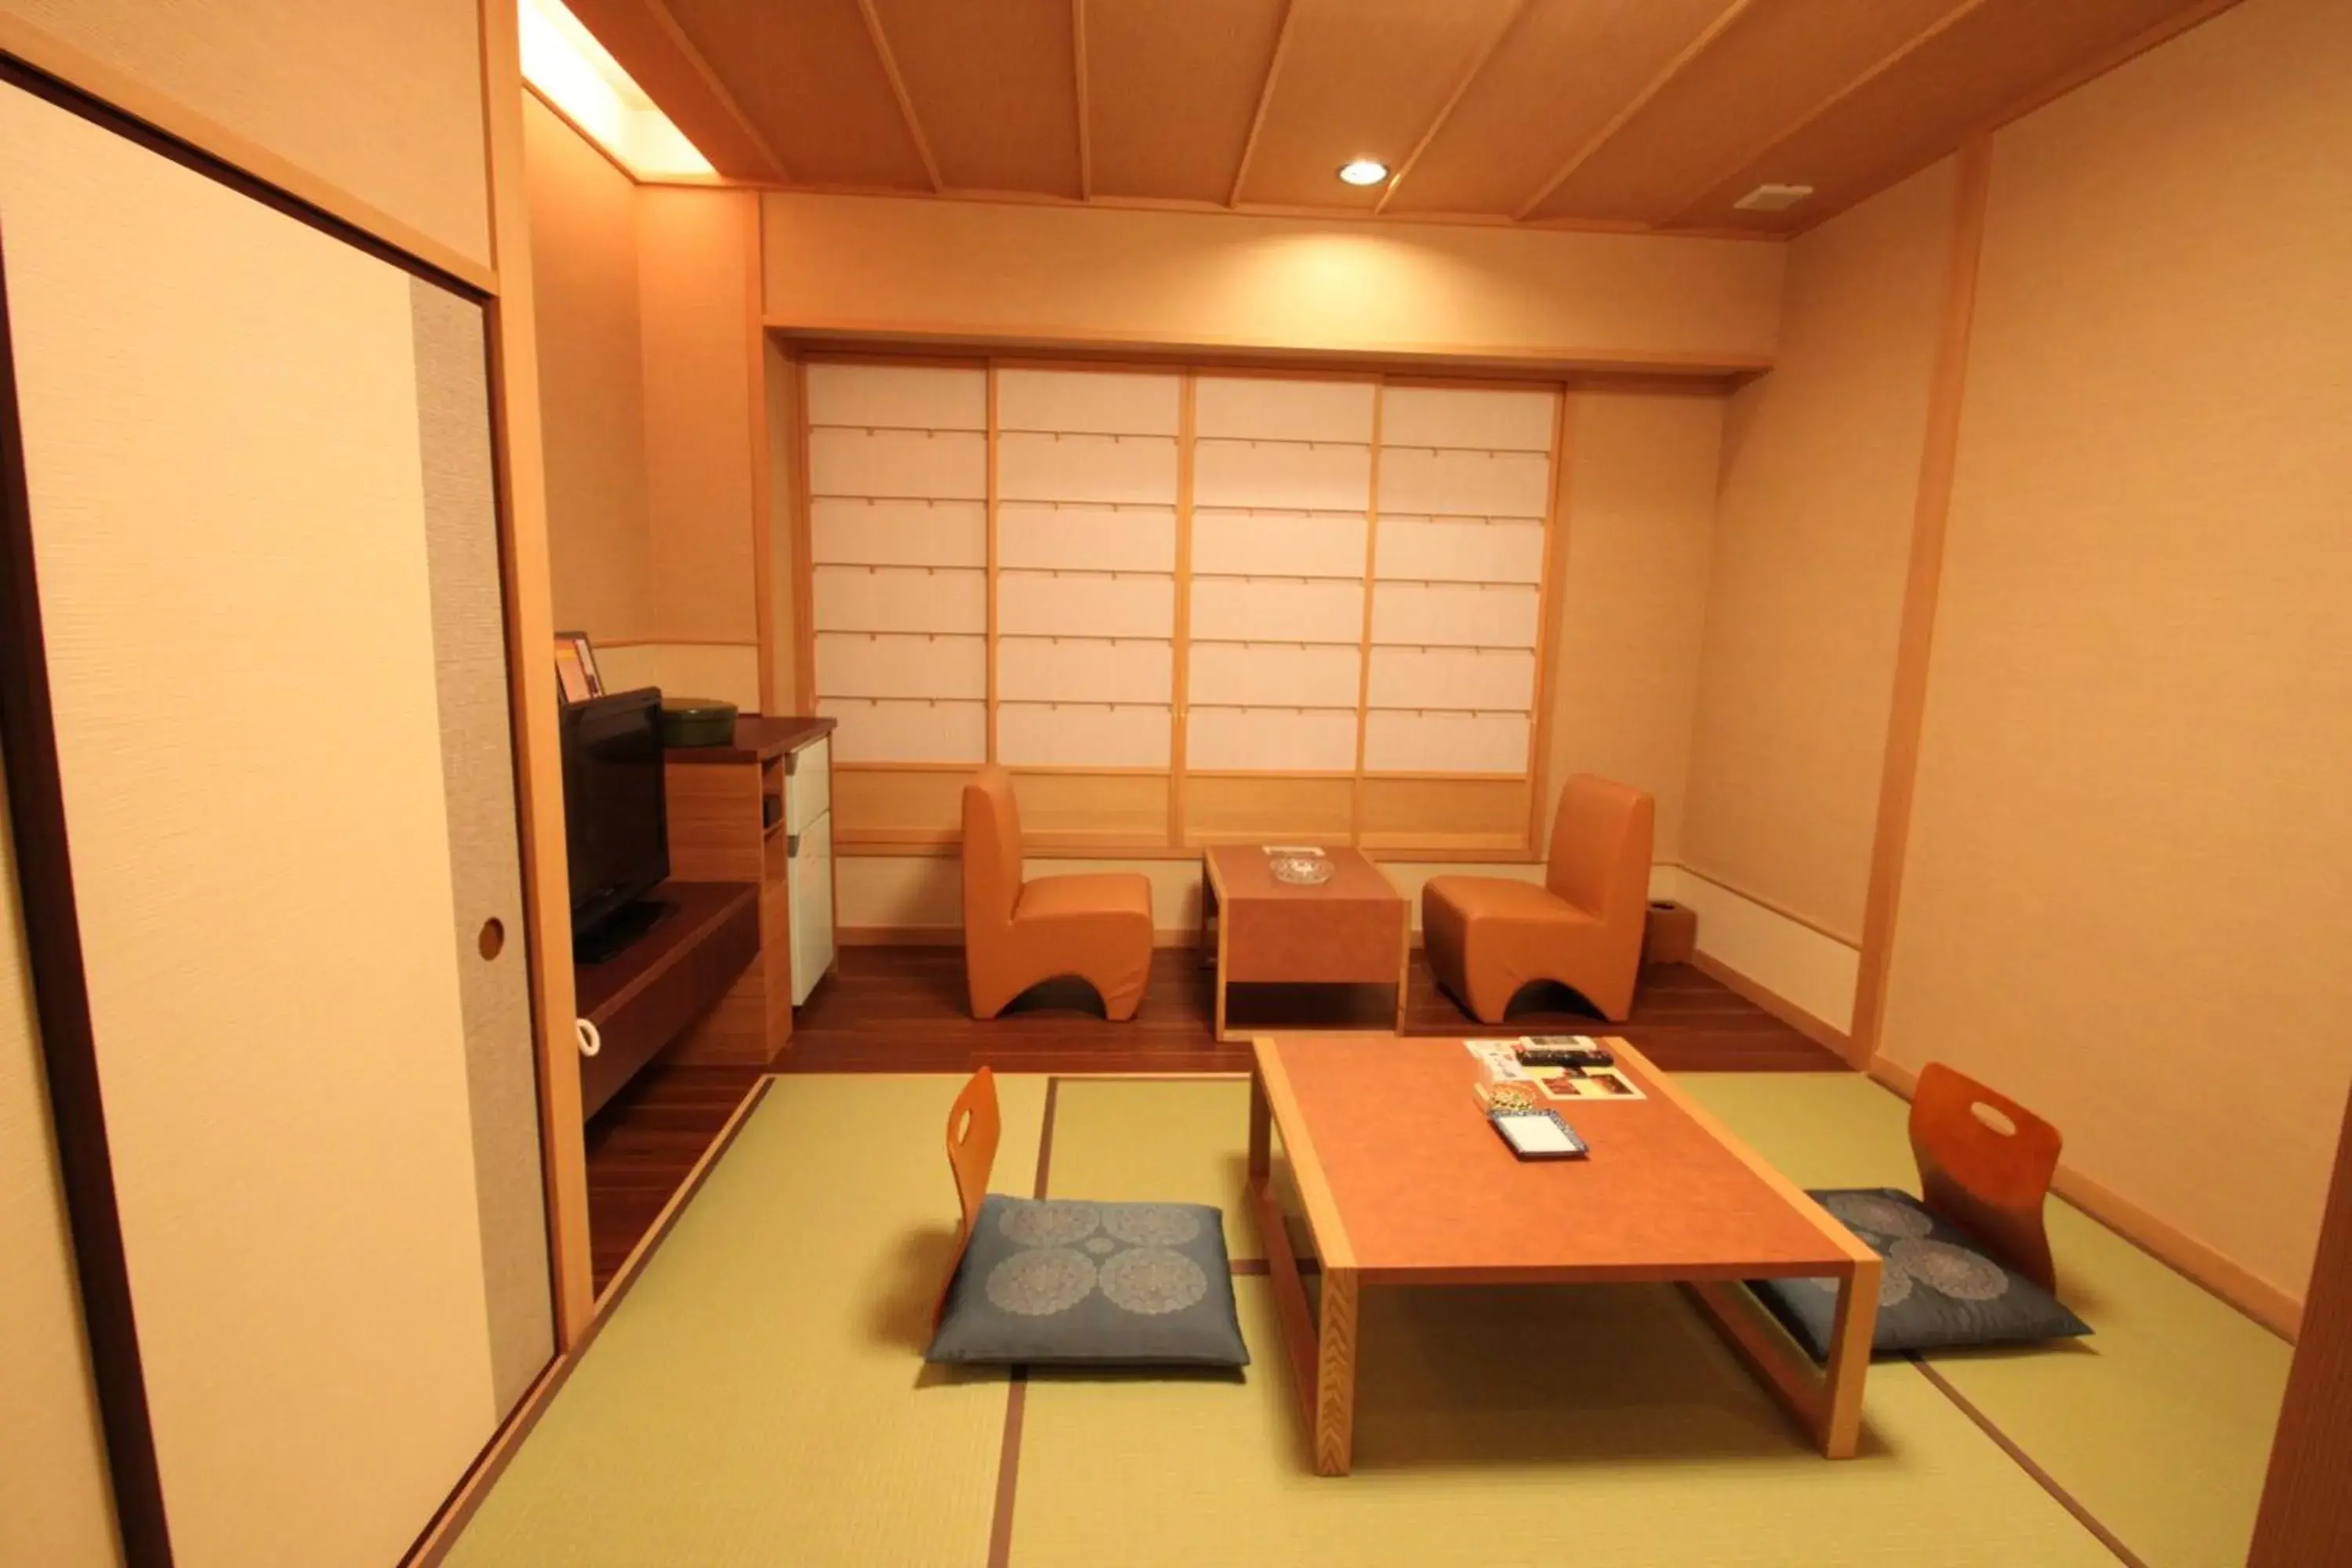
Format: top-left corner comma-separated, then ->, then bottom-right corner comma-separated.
575,881 -> 760,1119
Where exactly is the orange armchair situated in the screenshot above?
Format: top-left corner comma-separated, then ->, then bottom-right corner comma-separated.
1421,774 -> 1654,1023
961,766 -> 1152,1020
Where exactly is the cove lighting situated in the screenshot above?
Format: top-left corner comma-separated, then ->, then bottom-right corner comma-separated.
1337,159 -> 1390,187
518,0 -> 715,179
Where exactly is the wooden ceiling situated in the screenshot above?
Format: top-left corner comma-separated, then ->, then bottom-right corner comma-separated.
572,0 -> 2235,236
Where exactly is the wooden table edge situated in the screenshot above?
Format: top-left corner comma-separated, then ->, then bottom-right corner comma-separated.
1251,1037 -> 1356,1272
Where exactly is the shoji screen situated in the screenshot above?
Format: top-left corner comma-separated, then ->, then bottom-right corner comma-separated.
995,368 -> 1178,768
0,82 -> 548,1566
805,362 -> 990,764
1185,377 -> 1375,838
1364,386 -> 1557,848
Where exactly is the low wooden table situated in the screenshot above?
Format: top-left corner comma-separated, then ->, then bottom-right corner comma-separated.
1200,846 -> 1409,1043
1247,1033 -> 1882,1475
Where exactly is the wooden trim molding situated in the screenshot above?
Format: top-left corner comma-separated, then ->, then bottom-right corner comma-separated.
1690,952 -> 1856,1065
1226,0 -> 1297,208
744,200 -> 777,713
1512,0 -> 1756,221
1374,0 -> 1530,216
855,0 -> 943,192
1676,861 -> 1861,948
2249,1080 -> 2352,1563
1849,136 -> 1991,1066
481,0 -> 597,1347
0,205 -> 178,1568
1869,1058 -> 2303,1342
0,14 -> 497,295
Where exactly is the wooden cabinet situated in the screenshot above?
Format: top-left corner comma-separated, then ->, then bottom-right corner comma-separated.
662,717 -> 838,1063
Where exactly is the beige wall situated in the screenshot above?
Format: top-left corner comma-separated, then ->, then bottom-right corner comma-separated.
526,93 -> 655,642
0,750 -> 122,1566
1681,160 -> 1958,943
637,184 -> 760,644
1544,390 -> 1724,862
0,0 -> 490,269
527,98 -> 766,666
762,192 -> 1781,370
1880,0 -> 2352,1301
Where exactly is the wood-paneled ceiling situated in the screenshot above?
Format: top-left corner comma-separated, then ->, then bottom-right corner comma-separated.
572,0 -> 2236,236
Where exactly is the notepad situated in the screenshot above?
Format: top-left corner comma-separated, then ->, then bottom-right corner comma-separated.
1489,1109 -> 1588,1160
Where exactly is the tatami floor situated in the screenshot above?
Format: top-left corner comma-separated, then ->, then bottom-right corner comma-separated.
447,1072 -> 2291,1567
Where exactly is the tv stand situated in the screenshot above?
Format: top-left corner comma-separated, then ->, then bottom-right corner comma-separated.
573,881 -> 760,1119
573,896 -> 676,966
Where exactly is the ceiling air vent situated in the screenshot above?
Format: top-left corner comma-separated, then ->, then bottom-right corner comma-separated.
1733,183 -> 1816,212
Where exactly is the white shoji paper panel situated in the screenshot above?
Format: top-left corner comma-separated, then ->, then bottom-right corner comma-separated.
1368,647 -> 1535,710
810,427 -> 987,500
819,698 -> 987,764
998,431 -> 1177,505
1186,706 -> 1359,772
1192,510 -> 1366,578
1380,386 -> 1555,452
1375,516 -> 1544,583
1189,577 -> 1366,644
997,569 -> 1175,638
811,497 -> 986,568
1363,711 -> 1530,773
996,369 -> 1180,436
1377,446 -> 1550,518
1372,582 -> 1540,648
805,361 -> 985,430
1194,438 -> 1371,511
815,632 -> 987,699
1195,376 -> 1374,443
998,636 -> 1172,704
813,564 -> 988,633
997,703 -> 1171,768
998,503 -> 1175,572
1189,641 -> 1363,708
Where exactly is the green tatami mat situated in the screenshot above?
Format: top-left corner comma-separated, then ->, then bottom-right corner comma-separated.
1045,1076 -> 1265,1257
1013,1275 -> 2114,1568
1682,1073 -> 2292,1568
445,1073 -> 1048,1568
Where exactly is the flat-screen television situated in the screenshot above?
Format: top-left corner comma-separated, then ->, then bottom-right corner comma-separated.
561,688 -> 670,961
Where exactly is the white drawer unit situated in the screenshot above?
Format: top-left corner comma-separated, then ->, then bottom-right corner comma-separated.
787,733 -> 831,833
789,808 -> 834,1007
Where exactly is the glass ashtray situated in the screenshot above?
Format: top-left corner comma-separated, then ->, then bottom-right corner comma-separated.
1268,853 -> 1333,887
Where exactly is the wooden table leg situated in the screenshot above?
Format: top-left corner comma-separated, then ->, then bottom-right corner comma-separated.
1820,1254 -> 1881,1458
1313,1266 -> 1359,1475
1247,1069 -> 1271,1185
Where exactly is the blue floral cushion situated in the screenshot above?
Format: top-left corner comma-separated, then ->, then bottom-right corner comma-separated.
1751,1188 -> 2092,1359
927,1195 -> 1249,1368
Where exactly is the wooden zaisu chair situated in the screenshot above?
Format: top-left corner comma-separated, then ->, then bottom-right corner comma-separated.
960,765 -> 1152,1020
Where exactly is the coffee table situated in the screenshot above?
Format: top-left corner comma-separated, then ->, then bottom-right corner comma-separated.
1246,1033 -> 1882,1475
1199,846 -> 1408,1043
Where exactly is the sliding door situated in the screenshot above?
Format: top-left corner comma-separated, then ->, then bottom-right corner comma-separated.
0,78 -> 550,1565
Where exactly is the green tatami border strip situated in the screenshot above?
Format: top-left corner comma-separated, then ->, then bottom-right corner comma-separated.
1908,1353 -> 2146,1567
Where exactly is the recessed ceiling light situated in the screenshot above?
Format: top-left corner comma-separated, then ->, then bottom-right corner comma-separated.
1337,159 -> 1390,187
1733,183 -> 1815,212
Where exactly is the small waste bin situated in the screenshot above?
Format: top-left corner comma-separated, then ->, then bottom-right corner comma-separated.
1642,899 -> 1697,966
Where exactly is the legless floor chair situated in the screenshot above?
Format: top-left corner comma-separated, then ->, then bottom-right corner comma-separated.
960,765 -> 1152,1020
1751,1064 -> 2092,1358
926,1069 -> 1249,1368
1422,774 -> 1654,1024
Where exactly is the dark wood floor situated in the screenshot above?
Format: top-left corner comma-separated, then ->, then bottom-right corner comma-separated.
583,946 -> 1842,1290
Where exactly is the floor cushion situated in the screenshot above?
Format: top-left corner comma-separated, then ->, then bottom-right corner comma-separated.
1751,1187 -> 2092,1360
927,1195 -> 1250,1368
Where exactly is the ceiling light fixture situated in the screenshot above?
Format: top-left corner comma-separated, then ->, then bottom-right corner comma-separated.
517,0 -> 715,179
1337,159 -> 1390,187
